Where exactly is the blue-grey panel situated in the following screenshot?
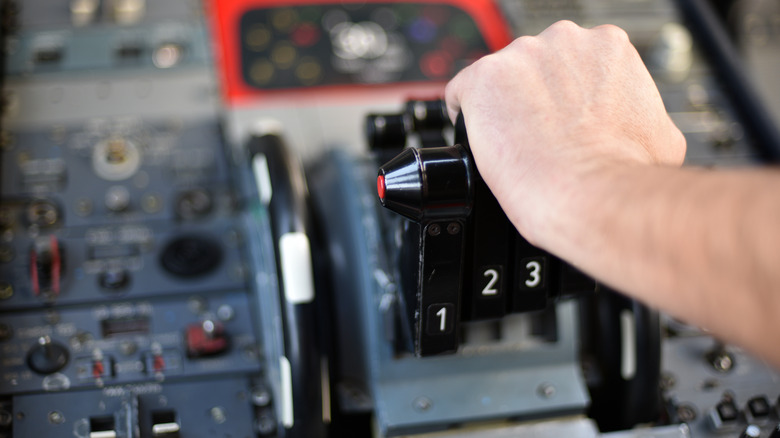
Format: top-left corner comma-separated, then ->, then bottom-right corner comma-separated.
0,290 -> 261,395
11,377 -> 260,438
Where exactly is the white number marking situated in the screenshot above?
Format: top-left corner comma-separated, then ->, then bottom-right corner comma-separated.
482,269 -> 499,296
436,307 -> 447,332
525,261 -> 542,288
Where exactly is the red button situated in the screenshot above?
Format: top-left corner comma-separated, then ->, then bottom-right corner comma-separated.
421,51 -> 452,78
92,360 -> 105,378
153,355 -> 165,372
377,175 -> 386,200
291,23 -> 320,47
185,322 -> 228,357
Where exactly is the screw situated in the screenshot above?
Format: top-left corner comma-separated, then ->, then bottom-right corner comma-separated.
251,386 -> 272,407
43,310 -> 60,325
0,246 -> 14,263
413,396 -> 432,412
69,332 -> 94,350
26,200 -> 59,227
0,131 -> 14,150
75,198 -> 93,216
0,410 -> 12,427
0,208 -> 13,228
0,323 -> 13,342
210,406 -> 226,424
714,354 -> 733,372
676,404 -> 697,422
447,222 -> 460,235
742,424 -> 761,438
141,194 -> 162,213
700,378 -> 720,391
256,414 -> 276,435
118,340 -> 138,356
707,349 -> 735,373
0,283 -> 13,300
153,43 -> 184,69
217,305 -> 235,321
537,383 -> 556,399
659,372 -> 676,391
187,297 -> 207,314
48,411 -> 65,424
427,224 -> 441,236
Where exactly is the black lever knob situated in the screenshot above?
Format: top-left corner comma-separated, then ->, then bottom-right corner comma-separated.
377,144 -> 474,222
366,114 -> 408,150
405,99 -> 449,132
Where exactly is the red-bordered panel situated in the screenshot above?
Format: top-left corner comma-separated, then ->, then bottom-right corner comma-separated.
209,0 -> 513,105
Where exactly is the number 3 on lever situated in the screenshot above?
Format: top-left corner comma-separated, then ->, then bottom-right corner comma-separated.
525,261 -> 542,288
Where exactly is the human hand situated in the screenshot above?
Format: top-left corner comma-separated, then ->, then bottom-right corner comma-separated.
445,21 -> 686,248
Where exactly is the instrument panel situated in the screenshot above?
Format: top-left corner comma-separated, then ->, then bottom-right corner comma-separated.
1,0 -> 780,437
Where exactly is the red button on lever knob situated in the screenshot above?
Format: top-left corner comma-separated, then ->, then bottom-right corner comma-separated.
377,175 -> 386,200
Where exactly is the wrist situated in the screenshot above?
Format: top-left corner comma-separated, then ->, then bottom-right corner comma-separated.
512,153 -> 643,255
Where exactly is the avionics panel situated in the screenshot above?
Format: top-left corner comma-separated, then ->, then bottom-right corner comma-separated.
210,0 -> 512,103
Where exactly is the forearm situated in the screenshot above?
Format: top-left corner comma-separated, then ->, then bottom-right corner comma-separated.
534,162 -> 780,365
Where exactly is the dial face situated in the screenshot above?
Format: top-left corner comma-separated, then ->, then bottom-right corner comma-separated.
239,3 -> 490,90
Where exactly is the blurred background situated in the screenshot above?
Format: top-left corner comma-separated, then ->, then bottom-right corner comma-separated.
1,1 -> 779,437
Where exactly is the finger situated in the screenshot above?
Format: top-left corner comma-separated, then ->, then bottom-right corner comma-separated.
444,66 -> 470,125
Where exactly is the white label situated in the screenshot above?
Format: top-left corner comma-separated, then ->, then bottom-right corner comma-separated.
620,310 -> 637,380
280,356 -> 294,428
279,232 -> 315,304
252,154 -> 273,206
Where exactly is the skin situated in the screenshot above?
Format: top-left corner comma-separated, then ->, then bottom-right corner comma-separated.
445,20 -> 780,367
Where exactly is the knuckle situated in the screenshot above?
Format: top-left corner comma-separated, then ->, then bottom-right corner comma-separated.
473,52 -> 509,77
551,19 -> 580,32
505,35 -> 541,60
471,52 -> 499,74
596,24 -> 630,42
508,35 -> 536,50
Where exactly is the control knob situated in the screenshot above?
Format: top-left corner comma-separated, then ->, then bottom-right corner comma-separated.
27,336 -> 69,374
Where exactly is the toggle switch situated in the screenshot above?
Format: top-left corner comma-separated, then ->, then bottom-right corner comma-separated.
30,235 -> 64,297
151,410 -> 180,437
185,320 -> 229,357
377,144 -> 474,222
